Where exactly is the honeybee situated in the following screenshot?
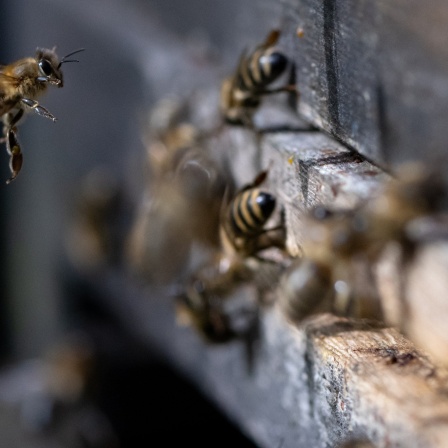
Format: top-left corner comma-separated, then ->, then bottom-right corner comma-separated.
65,167 -> 127,272
126,98 -> 232,285
277,257 -> 335,324
277,161 -> 448,327
220,29 -> 295,127
0,47 -> 84,183
175,252 -> 256,343
220,169 -> 286,258
176,170 -> 291,343
277,206 -> 377,324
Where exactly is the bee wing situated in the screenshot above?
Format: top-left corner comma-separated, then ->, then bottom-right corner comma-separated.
217,185 -> 235,253
219,185 -> 233,224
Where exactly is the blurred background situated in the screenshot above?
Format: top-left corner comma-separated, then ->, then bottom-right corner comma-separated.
0,0 -> 278,446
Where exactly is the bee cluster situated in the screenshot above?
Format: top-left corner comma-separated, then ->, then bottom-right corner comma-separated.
125,29 -> 298,344
125,94 -> 291,344
125,27 -> 448,356
20,26 -> 444,363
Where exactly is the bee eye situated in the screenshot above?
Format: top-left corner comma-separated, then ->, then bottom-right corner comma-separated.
39,59 -> 53,76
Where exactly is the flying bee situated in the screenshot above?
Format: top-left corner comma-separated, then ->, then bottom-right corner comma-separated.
220,29 -> 296,127
220,169 -> 286,258
0,47 -> 84,183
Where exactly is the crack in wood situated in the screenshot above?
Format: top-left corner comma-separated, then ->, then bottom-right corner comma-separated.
323,0 -> 343,138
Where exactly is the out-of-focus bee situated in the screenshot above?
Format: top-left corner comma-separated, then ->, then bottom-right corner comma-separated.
220,29 -> 295,127
0,47 -> 84,183
277,257 -> 335,324
175,252 -> 256,343
65,167 -> 128,273
277,205 -> 380,324
126,98 -> 232,285
177,250 -> 291,343
176,169 -> 291,344
278,161 -> 448,327
220,169 -> 286,258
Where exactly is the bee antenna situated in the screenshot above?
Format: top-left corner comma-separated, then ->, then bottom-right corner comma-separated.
58,48 -> 85,69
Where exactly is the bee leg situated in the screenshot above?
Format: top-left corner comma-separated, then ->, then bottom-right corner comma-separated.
21,98 -> 57,122
254,227 -> 287,252
5,128 -> 23,184
242,114 -> 256,130
0,123 -> 5,145
1,108 -> 24,140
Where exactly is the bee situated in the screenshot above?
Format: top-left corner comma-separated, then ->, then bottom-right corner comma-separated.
176,170 -> 291,343
277,257 -> 335,324
0,47 -> 84,183
220,169 -> 286,258
177,247 -> 291,343
175,252 -> 256,343
220,29 -> 295,127
277,206 -> 377,324
65,167 -> 127,272
277,162 -> 448,328
126,98 -> 232,285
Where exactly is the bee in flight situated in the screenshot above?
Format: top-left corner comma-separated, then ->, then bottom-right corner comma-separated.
220,29 -> 296,127
0,47 -> 84,183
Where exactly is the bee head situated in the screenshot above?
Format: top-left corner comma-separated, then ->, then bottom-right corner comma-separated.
35,47 -> 84,88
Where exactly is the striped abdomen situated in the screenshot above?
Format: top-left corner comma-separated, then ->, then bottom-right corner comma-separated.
238,47 -> 288,93
229,188 -> 276,237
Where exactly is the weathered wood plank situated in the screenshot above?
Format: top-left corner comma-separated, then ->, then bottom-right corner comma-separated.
252,0 -> 448,169
278,0 -> 382,162
80,269 -> 448,448
260,132 -> 388,256
301,313 -> 448,448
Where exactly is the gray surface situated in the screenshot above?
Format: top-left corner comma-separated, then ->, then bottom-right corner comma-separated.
276,0 -> 448,168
